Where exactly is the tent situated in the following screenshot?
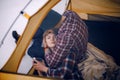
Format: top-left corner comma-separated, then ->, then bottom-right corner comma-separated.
69,0 -> 120,66
68,0 -> 120,66
0,0 -> 120,79
68,0 -> 120,18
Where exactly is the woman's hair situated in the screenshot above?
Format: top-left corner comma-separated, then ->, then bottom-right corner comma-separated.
42,28 -> 58,48
43,29 -> 54,39
43,28 -> 58,38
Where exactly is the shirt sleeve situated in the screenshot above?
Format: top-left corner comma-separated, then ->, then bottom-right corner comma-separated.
46,52 -> 76,78
45,32 -> 74,68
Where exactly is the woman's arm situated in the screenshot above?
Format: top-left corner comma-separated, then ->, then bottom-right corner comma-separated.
33,59 -> 48,73
33,52 -> 76,78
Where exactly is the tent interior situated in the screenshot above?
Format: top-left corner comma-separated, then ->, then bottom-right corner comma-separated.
85,20 -> 120,66
68,0 -> 120,66
0,0 -> 120,79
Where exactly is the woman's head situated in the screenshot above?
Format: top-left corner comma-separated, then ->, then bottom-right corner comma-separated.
42,29 -> 58,48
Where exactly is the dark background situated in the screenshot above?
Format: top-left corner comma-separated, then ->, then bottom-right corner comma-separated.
84,20 -> 120,66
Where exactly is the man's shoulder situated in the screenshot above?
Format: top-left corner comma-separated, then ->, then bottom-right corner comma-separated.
63,10 -> 79,18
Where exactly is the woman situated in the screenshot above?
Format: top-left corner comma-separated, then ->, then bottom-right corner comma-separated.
33,28 -> 82,80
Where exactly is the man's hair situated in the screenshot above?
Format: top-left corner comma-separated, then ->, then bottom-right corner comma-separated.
40,10 -> 62,31
33,10 -> 61,39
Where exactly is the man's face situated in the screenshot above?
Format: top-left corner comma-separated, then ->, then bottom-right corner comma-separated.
45,33 -> 56,48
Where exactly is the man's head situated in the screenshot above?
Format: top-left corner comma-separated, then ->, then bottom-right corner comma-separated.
40,10 -> 62,31
33,9 -> 61,39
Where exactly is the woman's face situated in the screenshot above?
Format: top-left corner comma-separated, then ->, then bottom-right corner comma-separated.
45,33 -> 56,48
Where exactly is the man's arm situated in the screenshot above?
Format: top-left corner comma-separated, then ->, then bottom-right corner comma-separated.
46,52 -> 76,78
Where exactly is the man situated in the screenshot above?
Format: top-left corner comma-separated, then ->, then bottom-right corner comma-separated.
33,10 -> 88,79
44,10 -> 88,68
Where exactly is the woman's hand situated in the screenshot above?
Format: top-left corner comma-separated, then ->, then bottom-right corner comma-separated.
33,59 -> 48,73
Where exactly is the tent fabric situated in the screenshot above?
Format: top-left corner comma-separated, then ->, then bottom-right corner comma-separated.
69,0 -> 120,18
87,14 -> 120,22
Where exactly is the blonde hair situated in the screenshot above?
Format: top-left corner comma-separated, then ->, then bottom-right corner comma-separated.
42,29 -> 56,48
43,29 -> 55,39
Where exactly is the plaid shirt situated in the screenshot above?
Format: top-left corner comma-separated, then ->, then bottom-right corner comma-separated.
45,11 -> 88,80
45,10 -> 88,79
47,52 -> 82,79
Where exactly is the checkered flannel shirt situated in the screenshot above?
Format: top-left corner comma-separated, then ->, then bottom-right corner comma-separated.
45,10 -> 88,79
45,10 -> 88,67
47,52 -> 82,79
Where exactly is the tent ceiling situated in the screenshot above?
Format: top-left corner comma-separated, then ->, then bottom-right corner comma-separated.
70,0 -> 120,17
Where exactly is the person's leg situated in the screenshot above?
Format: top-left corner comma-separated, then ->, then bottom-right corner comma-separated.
12,31 -> 20,43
